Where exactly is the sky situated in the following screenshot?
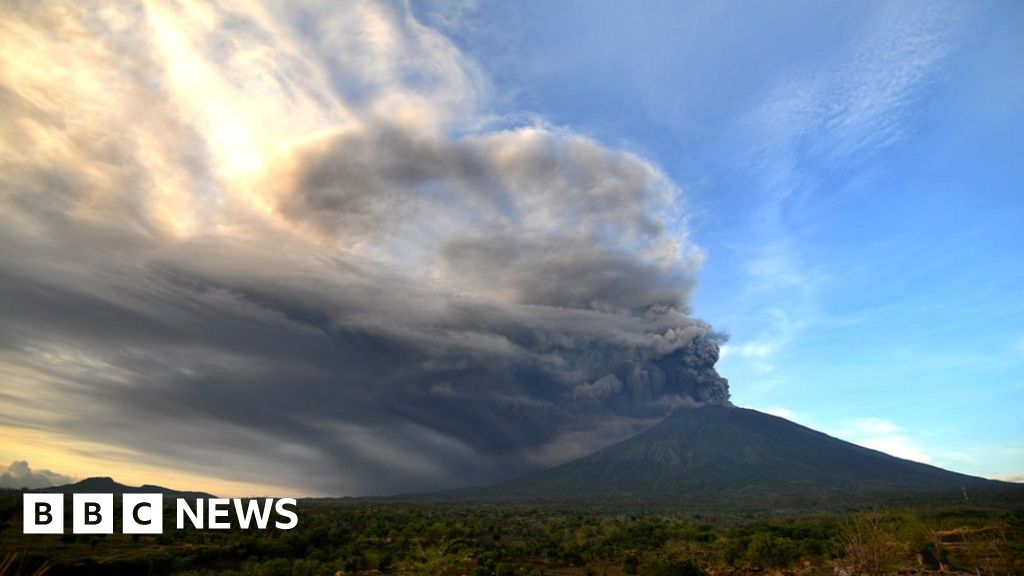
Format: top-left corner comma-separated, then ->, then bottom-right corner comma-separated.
0,0 -> 1020,496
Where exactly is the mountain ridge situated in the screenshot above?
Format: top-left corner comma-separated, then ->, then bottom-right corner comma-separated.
429,405 -> 1023,511
33,476 -> 214,499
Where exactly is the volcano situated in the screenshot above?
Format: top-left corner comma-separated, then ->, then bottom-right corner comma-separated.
444,405 -> 1022,511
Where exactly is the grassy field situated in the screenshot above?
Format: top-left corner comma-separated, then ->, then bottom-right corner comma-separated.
1,492 -> 1022,575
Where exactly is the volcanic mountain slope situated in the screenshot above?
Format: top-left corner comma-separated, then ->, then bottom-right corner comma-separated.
34,476 -> 213,499
447,405 -> 1022,510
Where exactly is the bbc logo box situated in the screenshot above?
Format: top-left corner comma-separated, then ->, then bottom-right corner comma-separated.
23,493 -> 163,534
22,494 -> 63,534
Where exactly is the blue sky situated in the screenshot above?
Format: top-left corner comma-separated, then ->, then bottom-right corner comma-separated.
419,0 -> 1024,480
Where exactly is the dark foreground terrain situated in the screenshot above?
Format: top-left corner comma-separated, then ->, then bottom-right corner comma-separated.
1,491 -> 1022,576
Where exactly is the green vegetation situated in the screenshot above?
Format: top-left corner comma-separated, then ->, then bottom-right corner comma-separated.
0,492 -> 1021,575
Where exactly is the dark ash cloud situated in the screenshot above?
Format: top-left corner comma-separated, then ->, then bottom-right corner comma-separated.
0,2 -> 728,496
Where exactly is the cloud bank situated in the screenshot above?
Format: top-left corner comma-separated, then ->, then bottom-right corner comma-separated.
0,461 -> 75,490
0,1 -> 725,494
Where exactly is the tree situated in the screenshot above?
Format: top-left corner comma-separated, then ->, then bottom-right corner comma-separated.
835,512 -> 907,576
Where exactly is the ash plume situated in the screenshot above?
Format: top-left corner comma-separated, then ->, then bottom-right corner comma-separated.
0,1 -> 728,495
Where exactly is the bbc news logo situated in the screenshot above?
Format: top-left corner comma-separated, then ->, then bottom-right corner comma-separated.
23,494 -> 298,534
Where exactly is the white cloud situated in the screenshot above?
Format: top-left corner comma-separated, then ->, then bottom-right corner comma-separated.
832,417 -> 933,464
757,406 -> 795,420
855,435 -> 933,464
0,460 -> 75,489
730,342 -> 774,359
846,417 -> 900,435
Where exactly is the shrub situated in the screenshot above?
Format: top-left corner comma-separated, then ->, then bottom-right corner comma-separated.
622,551 -> 640,574
651,557 -> 708,576
746,532 -> 799,568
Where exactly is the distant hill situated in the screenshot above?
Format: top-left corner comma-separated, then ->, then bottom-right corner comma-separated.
438,405 -> 1023,511
34,476 -> 213,499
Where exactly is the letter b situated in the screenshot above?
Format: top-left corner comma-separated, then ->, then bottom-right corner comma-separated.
37,502 -> 52,524
23,494 -> 63,534
85,502 -> 102,525
73,494 -> 113,534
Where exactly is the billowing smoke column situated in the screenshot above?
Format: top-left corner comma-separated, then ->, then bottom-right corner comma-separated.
0,1 -> 729,495
654,334 -> 732,406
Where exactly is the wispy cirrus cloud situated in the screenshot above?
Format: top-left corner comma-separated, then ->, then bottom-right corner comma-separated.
717,0 -> 966,397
